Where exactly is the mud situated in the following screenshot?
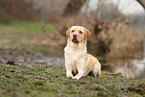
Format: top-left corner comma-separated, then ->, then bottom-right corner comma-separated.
0,47 -> 64,66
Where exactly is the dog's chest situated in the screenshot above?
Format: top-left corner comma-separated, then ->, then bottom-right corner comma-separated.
64,46 -> 86,61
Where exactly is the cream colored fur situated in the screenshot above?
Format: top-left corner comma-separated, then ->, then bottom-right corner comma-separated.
64,26 -> 101,80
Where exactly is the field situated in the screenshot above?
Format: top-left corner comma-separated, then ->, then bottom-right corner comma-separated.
0,22 -> 54,46
0,64 -> 145,97
0,22 -> 62,56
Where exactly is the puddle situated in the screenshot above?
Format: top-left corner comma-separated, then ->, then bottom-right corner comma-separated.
102,58 -> 145,79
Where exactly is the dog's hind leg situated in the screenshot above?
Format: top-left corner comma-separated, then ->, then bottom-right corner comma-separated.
92,63 -> 101,78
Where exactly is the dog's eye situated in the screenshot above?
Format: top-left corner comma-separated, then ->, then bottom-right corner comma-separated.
79,31 -> 83,34
71,30 -> 74,32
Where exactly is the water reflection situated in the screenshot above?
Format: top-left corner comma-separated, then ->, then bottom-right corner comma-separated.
102,58 -> 145,79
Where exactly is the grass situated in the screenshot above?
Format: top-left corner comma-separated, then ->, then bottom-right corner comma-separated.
0,22 -> 58,55
0,22 -> 65,56
0,64 -> 145,97
0,22 -> 54,33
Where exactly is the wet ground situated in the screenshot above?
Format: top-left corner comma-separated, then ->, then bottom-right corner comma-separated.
102,59 -> 145,79
0,47 -> 64,66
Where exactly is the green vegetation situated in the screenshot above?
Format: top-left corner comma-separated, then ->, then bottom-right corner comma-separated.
0,64 -> 144,97
0,22 -> 55,52
0,22 -> 64,56
0,22 -> 63,58
0,22 -> 54,33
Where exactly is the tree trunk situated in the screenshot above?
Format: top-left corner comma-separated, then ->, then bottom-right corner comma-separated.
63,0 -> 86,16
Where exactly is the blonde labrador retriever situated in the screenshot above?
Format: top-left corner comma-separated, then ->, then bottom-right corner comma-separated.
64,26 -> 101,80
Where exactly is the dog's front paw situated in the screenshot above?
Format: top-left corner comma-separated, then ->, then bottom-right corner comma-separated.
72,76 -> 80,80
66,73 -> 73,78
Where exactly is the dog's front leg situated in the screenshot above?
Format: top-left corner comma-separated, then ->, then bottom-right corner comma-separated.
65,53 -> 73,78
65,63 -> 73,78
72,71 -> 84,80
72,62 -> 85,80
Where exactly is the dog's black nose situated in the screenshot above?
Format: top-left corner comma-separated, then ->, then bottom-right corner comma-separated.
73,34 -> 77,38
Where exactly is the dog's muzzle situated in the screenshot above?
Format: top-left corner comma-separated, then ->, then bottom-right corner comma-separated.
72,35 -> 79,43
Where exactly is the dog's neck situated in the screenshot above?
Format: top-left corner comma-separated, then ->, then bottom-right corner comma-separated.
65,39 -> 87,54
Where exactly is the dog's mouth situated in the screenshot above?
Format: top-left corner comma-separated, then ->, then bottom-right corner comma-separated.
72,35 -> 79,43
72,38 -> 79,43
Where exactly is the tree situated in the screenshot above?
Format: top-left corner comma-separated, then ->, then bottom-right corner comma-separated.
63,0 -> 85,16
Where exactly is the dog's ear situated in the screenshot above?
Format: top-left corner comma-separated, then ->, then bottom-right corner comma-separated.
84,27 -> 91,40
66,26 -> 72,38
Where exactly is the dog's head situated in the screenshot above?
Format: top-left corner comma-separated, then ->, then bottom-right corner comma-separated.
66,26 -> 91,43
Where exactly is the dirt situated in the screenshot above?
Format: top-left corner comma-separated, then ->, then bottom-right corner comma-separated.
0,47 -> 64,66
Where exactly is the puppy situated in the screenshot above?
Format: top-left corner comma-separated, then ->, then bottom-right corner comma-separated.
64,26 -> 101,80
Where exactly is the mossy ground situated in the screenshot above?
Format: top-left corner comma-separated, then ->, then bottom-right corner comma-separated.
0,64 -> 144,97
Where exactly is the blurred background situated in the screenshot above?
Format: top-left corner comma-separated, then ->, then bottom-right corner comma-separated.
0,0 -> 145,79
